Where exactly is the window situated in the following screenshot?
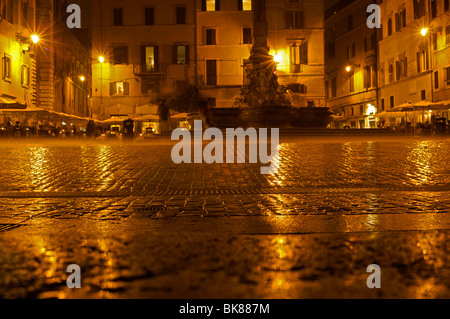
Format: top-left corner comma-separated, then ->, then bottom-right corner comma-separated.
432,33 -> 438,50
113,8 -> 123,26
388,63 -> 394,83
395,13 -> 400,31
401,9 -> 406,27
414,0 -> 425,19
141,79 -> 159,94
206,29 -> 216,45
421,90 -> 426,100
388,18 -> 392,36
431,0 -> 437,18
21,65 -> 30,88
173,45 -> 189,64
145,7 -> 154,25
2,54 -> 11,81
446,0 -> 450,11
238,0 -> 251,11
176,7 -> 186,24
434,71 -> 439,89
446,25 -> 450,44
348,15 -> 353,31
400,57 -> 407,79
331,77 -> 337,97
349,70 -> 354,93
379,64 -> 385,86
327,41 -> 335,59
206,60 -> 217,85
202,0 -> 220,11
111,46 -> 128,65
417,50 -> 429,73
381,98 -> 385,111
325,80 -> 329,99
445,67 -> 450,85
141,45 -> 159,72
360,105 -> 364,114
365,36 -> 374,52
110,81 -> 129,96
242,28 -> 252,44
364,65 -> 375,88
395,61 -> 401,81
286,11 -> 304,29
347,44 -> 355,59
1,0 -> 13,23
290,42 -> 308,66
395,10 -> 406,30
207,98 -> 216,107
390,95 -> 394,108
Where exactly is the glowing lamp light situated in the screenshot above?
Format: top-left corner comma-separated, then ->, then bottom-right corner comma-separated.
420,28 -> 428,37
98,56 -> 105,63
80,76 -> 85,82
366,104 -> 376,115
345,66 -> 351,72
31,34 -> 40,44
273,52 -> 284,64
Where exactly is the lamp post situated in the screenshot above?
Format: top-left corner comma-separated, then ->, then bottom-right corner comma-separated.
420,27 -> 434,124
99,56 -> 104,119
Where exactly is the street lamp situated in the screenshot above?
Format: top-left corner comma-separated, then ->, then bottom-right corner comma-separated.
98,56 -> 104,118
420,28 -> 428,37
345,64 -> 360,72
31,34 -> 40,44
80,75 -> 85,82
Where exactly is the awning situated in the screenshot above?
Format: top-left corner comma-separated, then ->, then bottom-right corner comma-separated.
133,114 -> 159,121
170,112 -> 189,119
0,96 -> 27,109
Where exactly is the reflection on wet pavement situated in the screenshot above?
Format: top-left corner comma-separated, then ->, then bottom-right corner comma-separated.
0,137 -> 449,298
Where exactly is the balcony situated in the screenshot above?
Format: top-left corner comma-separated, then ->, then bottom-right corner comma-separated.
133,64 -> 165,76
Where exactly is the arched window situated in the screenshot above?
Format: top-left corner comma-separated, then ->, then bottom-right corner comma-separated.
388,18 -> 392,36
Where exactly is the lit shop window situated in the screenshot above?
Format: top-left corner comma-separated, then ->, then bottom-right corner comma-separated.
110,81 -> 129,96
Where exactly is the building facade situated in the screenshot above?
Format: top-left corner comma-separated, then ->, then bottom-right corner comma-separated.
326,0 -> 450,129
196,0 -> 253,107
267,0 -> 326,109
196,0 -> 325,109
91,0 -> 326,119
34,0 -> 91,118
91,0 -> 197,119
377,0 -> 432,123
0,0 -> 37,115
427,0 -> 450,109
325,0 -> 378,129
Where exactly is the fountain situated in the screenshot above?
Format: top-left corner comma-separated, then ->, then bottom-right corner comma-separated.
235,0 -> 332,128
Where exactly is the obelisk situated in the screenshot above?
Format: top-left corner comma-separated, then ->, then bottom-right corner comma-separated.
249,0 -> 273,64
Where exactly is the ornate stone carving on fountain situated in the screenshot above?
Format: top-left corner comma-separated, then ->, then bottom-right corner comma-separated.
234,0 -> 333,128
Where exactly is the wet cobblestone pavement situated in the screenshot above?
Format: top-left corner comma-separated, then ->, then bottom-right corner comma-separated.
0,136 -> 449,298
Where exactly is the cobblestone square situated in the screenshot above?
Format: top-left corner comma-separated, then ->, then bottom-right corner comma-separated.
0,136 -> 449,298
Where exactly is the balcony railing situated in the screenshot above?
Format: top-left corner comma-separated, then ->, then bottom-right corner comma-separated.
133,64 -> 165,75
